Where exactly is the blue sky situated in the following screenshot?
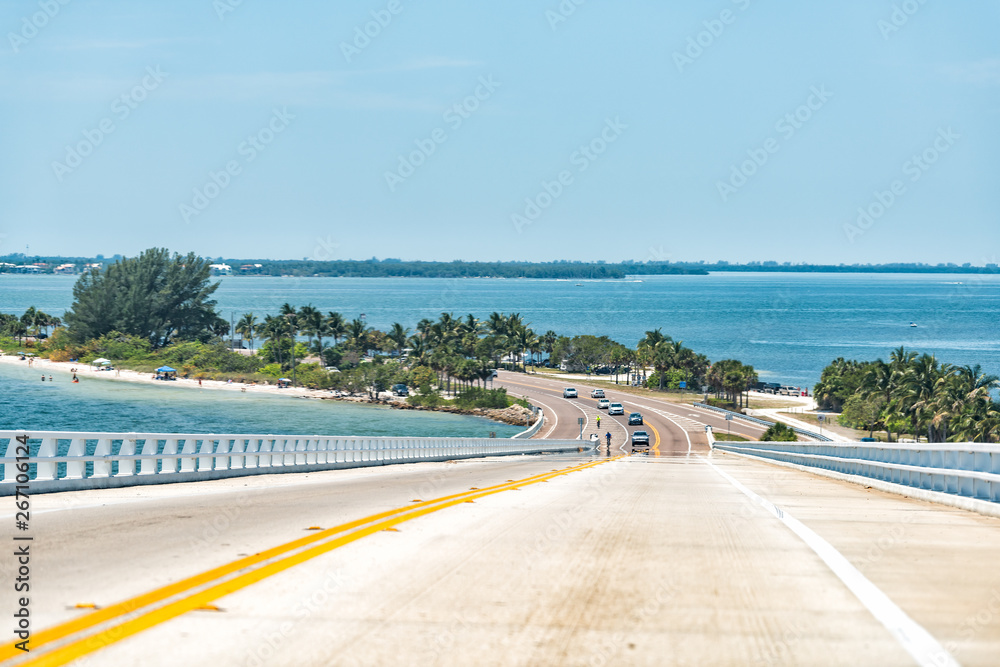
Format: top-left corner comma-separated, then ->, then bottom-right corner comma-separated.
0,0 -> 997,263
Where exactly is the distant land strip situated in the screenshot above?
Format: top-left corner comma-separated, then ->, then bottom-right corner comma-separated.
3,256 -> 999,279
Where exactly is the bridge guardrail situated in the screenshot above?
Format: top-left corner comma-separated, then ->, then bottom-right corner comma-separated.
511,408 -> 545,439
694,402 -> 832,441
0,430 -> 588,496
711,440 -> 1000,514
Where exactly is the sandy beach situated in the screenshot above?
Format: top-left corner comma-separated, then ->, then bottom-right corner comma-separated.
0,353 -> 537,428
0,352 -> 335,399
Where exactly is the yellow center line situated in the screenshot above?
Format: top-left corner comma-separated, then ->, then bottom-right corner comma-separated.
15,456 -> 622,667
2,462 -> 597,663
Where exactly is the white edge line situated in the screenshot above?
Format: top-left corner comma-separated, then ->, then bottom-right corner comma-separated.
702,455 -> 960,667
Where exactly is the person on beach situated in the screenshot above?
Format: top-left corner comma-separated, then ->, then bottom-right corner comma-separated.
49,375 -> 53,381
41,375 -> 45,381
198,379 -> 202,386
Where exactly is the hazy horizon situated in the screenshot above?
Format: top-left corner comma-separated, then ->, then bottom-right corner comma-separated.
1,1 -> 997,264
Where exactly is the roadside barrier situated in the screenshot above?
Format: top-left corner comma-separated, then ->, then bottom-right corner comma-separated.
694,402 -> 832,441
711,440 -> 1000,516
511,407 -> 546,439
0,430 -> 588,495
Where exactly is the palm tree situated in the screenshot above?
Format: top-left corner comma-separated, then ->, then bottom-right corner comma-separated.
236,313 -> 258,351
347,318 -> 369,354
298,305 -> 322,354
387,323 -> 410,358
325,311 -> 347,346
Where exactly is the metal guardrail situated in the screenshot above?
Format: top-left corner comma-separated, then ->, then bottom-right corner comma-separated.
511,407 -> 546,439
0,430 -> 588,495
711,441 -> 1000,507
694,402 -> 832,441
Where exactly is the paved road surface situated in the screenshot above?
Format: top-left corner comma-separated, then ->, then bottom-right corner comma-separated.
495,370 -> 768,447
5,379 -> 1000,665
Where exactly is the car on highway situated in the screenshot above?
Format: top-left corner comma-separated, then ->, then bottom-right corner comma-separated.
563,388 -> 578,398
628,412 -> 643,425
597,398 -> 610,409
631,431 -> 650,449
590,388 -> 605,398
608,402 -> 624,415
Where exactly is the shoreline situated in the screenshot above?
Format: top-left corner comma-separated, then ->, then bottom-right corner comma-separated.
0,354 -> 536,430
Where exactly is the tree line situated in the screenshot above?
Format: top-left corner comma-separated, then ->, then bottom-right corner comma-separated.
814,347 -> 1000,442
0,307 -> 61,343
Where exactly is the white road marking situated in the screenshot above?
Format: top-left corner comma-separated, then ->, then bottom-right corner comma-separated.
703,456 -> 960,667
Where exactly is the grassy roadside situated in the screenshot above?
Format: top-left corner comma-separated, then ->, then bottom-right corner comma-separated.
530,370 -> 705,404
777,410 -> 869,440
711,433 -> 750,442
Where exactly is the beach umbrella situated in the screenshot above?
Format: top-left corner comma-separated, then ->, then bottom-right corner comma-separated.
91,357 -> 110,364
155,366 -> 177,373
278,378 -> 291,382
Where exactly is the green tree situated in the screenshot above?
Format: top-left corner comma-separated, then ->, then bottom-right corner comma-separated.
236,313 -> 258,351
760,422 -> 798,441
840,393 -> 886,437
64,248 -> 224,348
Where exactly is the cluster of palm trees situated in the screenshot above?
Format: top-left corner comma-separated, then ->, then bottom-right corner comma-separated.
232,307 -> 550,391
229,306 -> 743,399
0,307 -> 62,343
637,328 -> 712,391
815,347 -> 1000,442
705,359 -> 758,409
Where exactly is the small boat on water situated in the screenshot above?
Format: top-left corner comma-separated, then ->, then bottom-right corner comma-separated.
910,322 -> 918,327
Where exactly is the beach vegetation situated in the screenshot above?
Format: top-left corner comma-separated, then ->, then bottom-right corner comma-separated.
815,347 -> 1000,442
63,248 -> 226,348
760,422 -> 798,441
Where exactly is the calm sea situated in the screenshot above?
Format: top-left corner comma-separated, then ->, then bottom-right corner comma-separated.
2,272 -> 999,391
0,360 -> 522,437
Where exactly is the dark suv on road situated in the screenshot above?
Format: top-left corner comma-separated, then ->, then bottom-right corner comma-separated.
628,412 -> 643,425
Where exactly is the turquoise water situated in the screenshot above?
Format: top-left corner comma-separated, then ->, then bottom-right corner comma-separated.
2,272 -> 999,388
0,361 -> 521,437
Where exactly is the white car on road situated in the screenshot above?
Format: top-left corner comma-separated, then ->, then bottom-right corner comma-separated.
590,389 -> 606,398
597,398 -> 610,409
563,388 -> 578,398
608,402 -> 624,415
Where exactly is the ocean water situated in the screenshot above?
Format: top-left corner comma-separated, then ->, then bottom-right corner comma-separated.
0,361 -> 522,437
2,272 -> 999,389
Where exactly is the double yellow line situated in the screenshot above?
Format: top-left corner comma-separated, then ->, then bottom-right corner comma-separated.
7,456 -> 622,667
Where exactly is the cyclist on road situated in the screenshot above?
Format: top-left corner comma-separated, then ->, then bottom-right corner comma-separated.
605,432 -> 612,447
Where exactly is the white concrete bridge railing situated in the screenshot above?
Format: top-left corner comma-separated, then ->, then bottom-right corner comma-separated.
712,440 -> 1000,518
0,430 -> 588,495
